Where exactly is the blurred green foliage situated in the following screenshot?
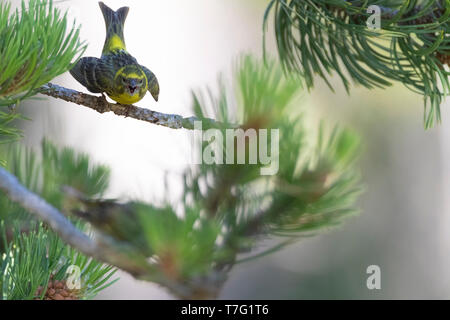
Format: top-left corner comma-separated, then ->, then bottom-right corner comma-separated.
0,140 -> 116,300
67,56 -> 363,298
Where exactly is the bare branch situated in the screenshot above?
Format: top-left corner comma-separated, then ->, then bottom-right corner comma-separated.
38,83 -> 228,130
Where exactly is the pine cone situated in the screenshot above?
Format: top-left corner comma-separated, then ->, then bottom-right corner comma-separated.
34,276 -> 80,300
436,52 -> 450,66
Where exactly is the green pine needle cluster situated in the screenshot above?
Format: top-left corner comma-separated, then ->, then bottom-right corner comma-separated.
186,56 -> 362,261
264,0 -> 450,128
0,0 -> 85,106
0,141 -> 117,300
0,0 -> 85,147
0,222 -> 117,300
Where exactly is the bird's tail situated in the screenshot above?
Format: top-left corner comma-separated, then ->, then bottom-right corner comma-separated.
99,1 -> 129,54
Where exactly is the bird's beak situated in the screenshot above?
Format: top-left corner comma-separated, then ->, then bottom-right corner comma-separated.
129,79 -> 138,87
128,79 -> 138,94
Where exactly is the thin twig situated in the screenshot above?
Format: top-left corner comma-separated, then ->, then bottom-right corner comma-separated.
38,83 -> 229,130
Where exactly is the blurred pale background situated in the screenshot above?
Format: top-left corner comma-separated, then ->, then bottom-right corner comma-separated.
11,0 -> 450,299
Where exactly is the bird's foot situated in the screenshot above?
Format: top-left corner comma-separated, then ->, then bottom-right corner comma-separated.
98,94 -> 110,113
101,93 -> 109,103
124,105 -> 133,118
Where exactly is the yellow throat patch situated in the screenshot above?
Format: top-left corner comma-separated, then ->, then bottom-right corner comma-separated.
108,92 -> 143,105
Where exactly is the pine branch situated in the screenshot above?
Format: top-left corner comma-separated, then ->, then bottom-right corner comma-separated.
264,0 -> 450,128
38,83 -> 229,130
0,167 -> 150,274
0,166 -> 224,299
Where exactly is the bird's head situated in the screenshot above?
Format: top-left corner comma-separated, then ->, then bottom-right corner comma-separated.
114,65 -> 148,102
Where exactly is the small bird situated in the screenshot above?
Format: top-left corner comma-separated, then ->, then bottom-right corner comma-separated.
70,2 -> 159,105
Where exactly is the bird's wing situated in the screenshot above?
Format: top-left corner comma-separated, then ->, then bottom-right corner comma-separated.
140,65 -> 160,102
69,57 -> 115,94
70,57 -> 103,93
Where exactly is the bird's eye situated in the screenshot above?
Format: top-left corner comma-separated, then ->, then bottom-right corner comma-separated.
139,79 -> 144,85
121,77 -> 127,83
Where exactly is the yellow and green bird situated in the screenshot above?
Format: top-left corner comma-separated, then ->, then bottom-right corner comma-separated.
70,2 -> 159,105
